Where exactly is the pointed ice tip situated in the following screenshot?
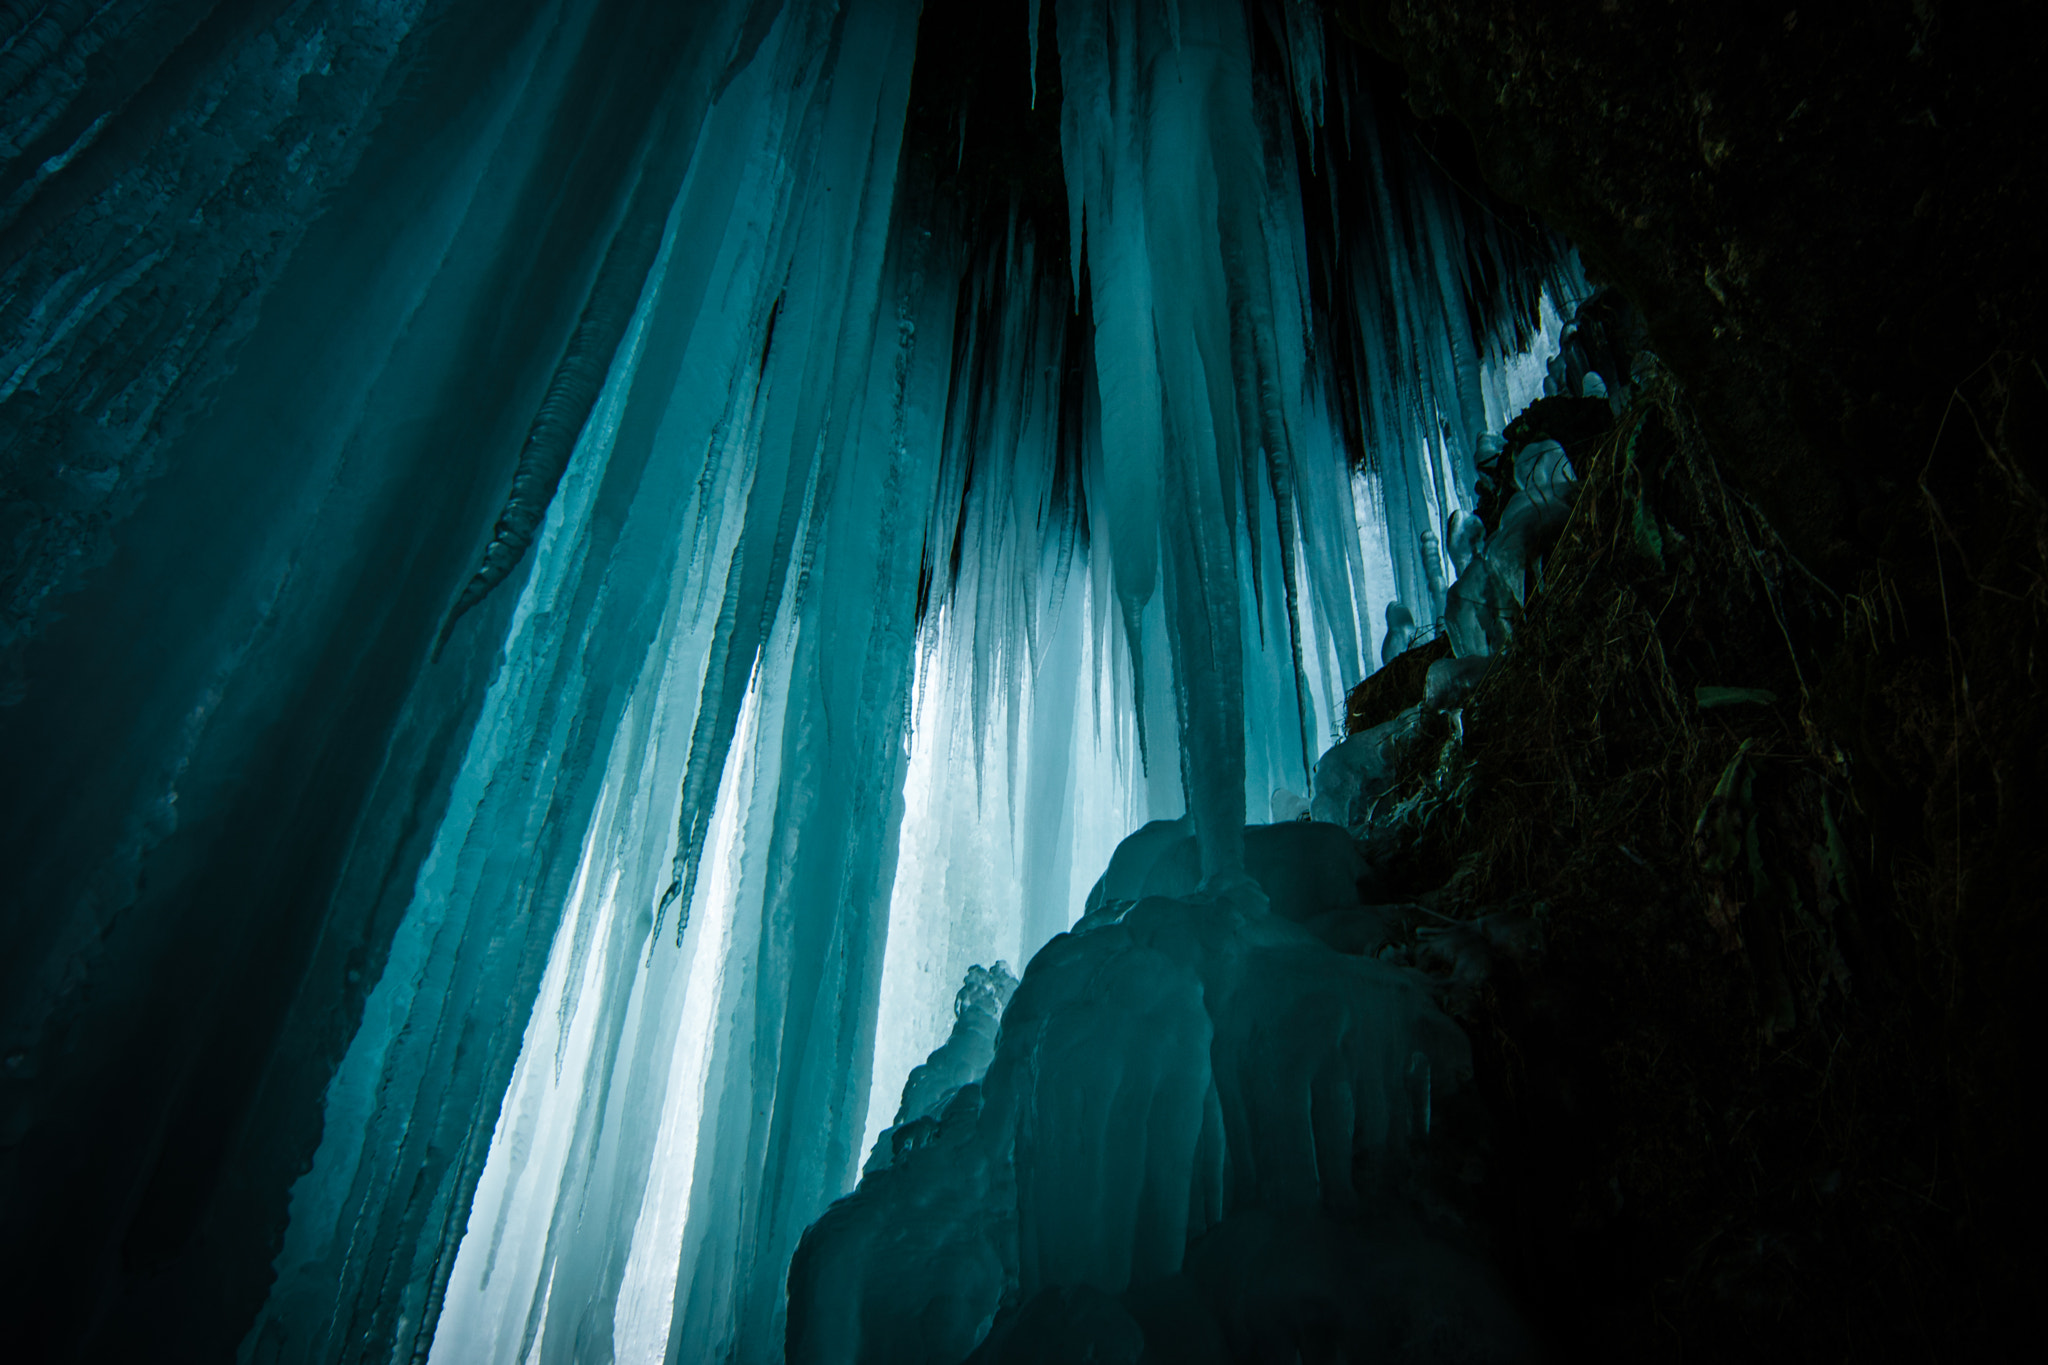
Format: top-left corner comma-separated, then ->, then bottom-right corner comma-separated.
1028,0 -> 1041,110
430,608 -> 460,663
650,877 -> 682,947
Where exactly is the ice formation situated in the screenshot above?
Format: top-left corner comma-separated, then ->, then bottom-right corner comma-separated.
787,822 -> 1531,1365
0,1 -> 1587,1361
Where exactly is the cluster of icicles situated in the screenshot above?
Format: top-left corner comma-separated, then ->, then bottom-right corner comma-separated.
248,2 -> 1587,1362
791,304 -> 1635,1365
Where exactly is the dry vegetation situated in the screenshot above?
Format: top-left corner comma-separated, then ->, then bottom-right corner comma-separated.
1355,358 -> 2044,1359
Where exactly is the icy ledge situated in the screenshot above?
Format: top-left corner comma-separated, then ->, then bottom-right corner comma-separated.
787,821 -> 1531,1364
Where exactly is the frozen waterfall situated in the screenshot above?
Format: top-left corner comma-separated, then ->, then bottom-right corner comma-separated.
0,1 -> 1576,1361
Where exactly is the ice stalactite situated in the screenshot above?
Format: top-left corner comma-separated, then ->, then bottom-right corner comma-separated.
0,0 -> 1583,1360
247,3 -> 942,1359
1302,35 -> 1583,667
267,0 -> 1581,1358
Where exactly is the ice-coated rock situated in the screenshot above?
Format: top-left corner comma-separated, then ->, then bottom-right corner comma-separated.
1486,482 -> 1577,608
867,963 -> 1020,1173
1381,600 -> 1417,667
1085,818 -> 1378,922
1425,655 -> 1493,712
1311,710 -> 1428,830
1271,787 -> 1312,823
1514,438 -> 1576,491
1448,508 -> 1486,574
1445,558 -> 1500,658
787,823 -> 1517,1365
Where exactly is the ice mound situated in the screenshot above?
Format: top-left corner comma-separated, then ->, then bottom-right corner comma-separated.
787,825 -> 1530,1364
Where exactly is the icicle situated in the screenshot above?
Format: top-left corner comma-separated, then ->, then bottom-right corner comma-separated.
1028,0 -> 1042,109
234,2 -> 1590,1360
1279,0 -> 1325,159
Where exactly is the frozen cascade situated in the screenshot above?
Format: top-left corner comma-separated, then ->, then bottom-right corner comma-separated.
0,1 -> 1580,1361
257,1 -> 1579,1360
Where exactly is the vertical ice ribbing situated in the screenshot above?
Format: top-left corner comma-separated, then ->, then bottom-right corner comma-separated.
246,4 -> 942,1360
227,2 -> 1584,1361
1057,0 -> 1269,876
0,0 -> 1606,1358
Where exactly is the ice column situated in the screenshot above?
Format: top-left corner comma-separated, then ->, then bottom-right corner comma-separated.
240,2 -> 1587,1361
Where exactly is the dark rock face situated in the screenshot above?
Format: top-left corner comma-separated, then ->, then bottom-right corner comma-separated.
1347,634 -> 1450,734
1345,1 -> 2042,572
1333,3 -> 2044,1358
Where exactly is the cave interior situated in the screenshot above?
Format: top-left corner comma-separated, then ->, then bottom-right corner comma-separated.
0,1 -> 2037,1361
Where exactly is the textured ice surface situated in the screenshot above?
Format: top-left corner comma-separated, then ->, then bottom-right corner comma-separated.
786,821 -> 1530,1365
0,0 -> 431,700
1381,601 -> 1418,667
286,0 -> 1579,1354
1311,711 -> 1428,829
0,0 -> 1583,1358
865,962 -> 1018,1175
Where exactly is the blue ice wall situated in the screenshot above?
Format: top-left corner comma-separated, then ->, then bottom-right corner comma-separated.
1,1 -> 767,1357
0,2 -> 1578,1361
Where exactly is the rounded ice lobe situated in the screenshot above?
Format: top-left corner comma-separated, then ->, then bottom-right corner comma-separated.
787,823 -> 1527,1365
